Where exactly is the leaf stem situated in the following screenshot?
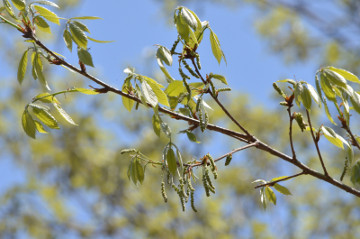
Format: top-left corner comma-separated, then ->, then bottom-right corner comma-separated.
254,171 -> 306,189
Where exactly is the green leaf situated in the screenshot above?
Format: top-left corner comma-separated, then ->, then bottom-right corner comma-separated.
33,5 -> 60,25
321,126 -> 344,149
323,69 -> 347,88
294,82 -> 303,107
270,176 -> 291,182
301,84 -> 312,110
175,13 -> 190,42
130,160 -> 137,185
186,131 -> 200,143
156,45 -> 172,66
70,16 -> 102,20
306,83 -> 321,107
166,147 -> 177,176
277,78 -> 296,86
186,7 -> 202,32
135,159 -> 144,184
30,104 -> 59,129
209,29 -> 226,65
69,22 -> 87,49
152,114 -> 161,137
143,77 -> 169,107
87,36 -> 114,43
77,48 -> 94,67
320,73 -> 336,101
273,184 -> 292,195
34,53 -> 51,91
211,74 -> 228,85
11,0 -> 25,11
72,20 -> 89,33
141,80 -> 158,107
17,49 -> 28,84
265,187 -> 276,205
22,110 -> 36,138
351,161 -> 360,186
53,103 -> 77,126
156,58 -> 175,82
322,96 -> 336,125
260,188 -> 267,210
34,120 -> 48,134
31,1 -> 59,8
165,80 -> 185,97
180,7 -> 198,30
63,29 -> 72,52
3,0 -> 16,19
34,16 -> 51,33
122,84 -> 135,112
328,66 -> 360,84
72,88 -> 99,95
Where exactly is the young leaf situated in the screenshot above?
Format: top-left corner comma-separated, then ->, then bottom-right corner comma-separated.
306,83 -> 321,107
351,161 -> 360,186
165,80 -> 185,97
301,84 -> 312,110
141,80 -> 158,107
130,160 -> 138,185
186,131 -> 200,143
277,78 -> 296,86
31,1 -> 59,8
34,120 -> 48,134
34,16 -> 51,33
260,188 -> 267,210
63,29 -> 73,52
273,184 -> 292,195
11,0 -> 25,11
34,92 -> 60,104
175,13 -> 190,42
209,29 -> 226,65
265,187 -> 276,205
72,20 -> 89,33
34,53 -> 51,91
70,16 -> 102,20
17,49 -> 28,84
323,69 -> 347,88
87,36 -> 114,43
328,66 -> 360,83
77,48 -> 94,67
30,104 -> 59,129
122,84 -> 135,112
72,88 -> 99,95
320,73 -> 336,101
3,0 -> 16,19
350,91 -> 360,114
53,103 -> 77,126
294,82 -> 303,107
69,22 -> 87,49
135,159 -> 144,184
180,7 -> 198,30
156,45 -> 172,66
143,77 -> 169,107
322,96 -> 336,125
22,110 -> 36,138
33,5 -> 60,25
166,147 -> 177,176
211,74 -> 228,85
321,126 -> 344,149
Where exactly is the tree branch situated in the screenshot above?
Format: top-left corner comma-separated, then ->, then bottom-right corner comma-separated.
306,109 -> 329,176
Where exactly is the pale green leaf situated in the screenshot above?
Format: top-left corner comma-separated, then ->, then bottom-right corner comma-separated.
212,74 -> 227,85
34,16 -> 51,33
350,91 -> 360,114
265,187 -> 276,205
72,20 -> 89,33
175,14 -> 190,42
157,58 -> 175,82
301,84 -> 312,110
141,80 -> 158,107
165,80 -> 185,97
3,0 -> 16,19
166,147 -> 177,176
323,69 -> 347,88
273,184 -> 292,195
328,66 -> 360,83
69,22 -> 87,49
53,103 -> 77,126
34,92 -> 60,104
152,114 -> 161,137
87,36 -> 114,43
121,84 -> 135,112
33,5 -> 60,25
30,104 -> 59,129
22,110 -> 36,138
77,48 -> 94,67
143,77 -> 169,107
277,78 -> 296,86
320,73 -> 336,101
31,1 -> 59,8
306,83 -> 321,107
180,7 -> 198,30
70,16 -> 102,20
209,29 -> 226,65
322,96 -> 336,125
135,159 -> 144,184
321,126 -> 344,149
72,88 -> 99,95
156,45 -> 172,66
63,29 -> 72,52
34,120 -> 48,134
17,49 -> 28,84
34,53 -> 51,91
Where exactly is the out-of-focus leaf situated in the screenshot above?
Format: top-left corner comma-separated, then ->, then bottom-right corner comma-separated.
17,49 -> 28,84
87,36 -> 114,43
351,161 -> 360,186
350,91 -> 360,114
121,84 -> 135,112
70,16 -> 102,20
186,131 -> 200,143
135,159 -> 144,184
277,78 -> 296,86
265,187 -> 276,205
22,110 -> 36,138
33,5 -> 60,25
294,82 -> 303,107
152,114 -> 161,137
69,22 -> 87,49
3,0 -> 16,19
11,0 -> 25,11
166,147 -> 177,176
273,184 -> 292,195
211,74 -> 228,85
77,48 -> 94,67
34,120 -> 47,134
34,53 -> 51,91
63,29 -> 73,52
156,45 -> 172,66
72,88 -> 99,95
31,1 -> 59,8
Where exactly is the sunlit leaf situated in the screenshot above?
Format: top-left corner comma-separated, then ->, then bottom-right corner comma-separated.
323,69 -> 347,88
156,45 -> 172,66
70,16 -> 102,20
34,15 -> 51,33
53,103 -> 77,126
31,1 -> 59,8
165,80 -> 185,97
209,29 -> 226,65
320,73 -> 336,101
34,120 -> 48,134
33,5 -> 60,25
122,84 -> 135,112
273,184 -> 292,195
328,66 -> 360,83
152,114 -> 161,137
277,78 -> 296,86
211,74 -> 228,85
11,0 -> 25,11
34,92 -> 60,104
72,88 -> 99,95
87,36 -> 114,43
265,187 -> 276,205
141,80 -> 158,107
17,49 -> 28,84
180,7 -> 198,30
30,104 -> 59,129
301,84 -> 312,110
69,22 -> 87,49
72,20 -> 89,33
350,91 -> 360,114
3,0 -> 16,19
321,126 -> 344,149
63,29 -> 72,52
166,147 -> 177,176
175,13 -> 190,42
34,53 -> 51,91
143,77 -> 169,107
306,83 -> 321,107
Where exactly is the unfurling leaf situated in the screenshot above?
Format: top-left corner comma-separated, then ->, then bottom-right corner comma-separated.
265,187 -> 276,205
273,184 -> 292,195
141,80 -> 158,107
30,104 -> 59,129
53,103 -> 77,126
22,110 -> 36,138
323,68 -> 347,88
156,45 -> 172,66
77,48 -> 94,67
17,49 -> 28,84
319,72 -> 336,101
306,83 -> 321,107
142,76 -> 169,106
301,84 -> 312,110
72,20 -> 89,33
33,5 -> 60,25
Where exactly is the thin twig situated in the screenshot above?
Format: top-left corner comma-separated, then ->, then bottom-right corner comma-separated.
190,57 -> 253,139
343,124 -> 360,150
254,171 -> 306,189
306,110 -> 329,176
287,106 -> 297,160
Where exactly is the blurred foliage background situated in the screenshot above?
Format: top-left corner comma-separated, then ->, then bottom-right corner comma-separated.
1,0 -> 360,238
